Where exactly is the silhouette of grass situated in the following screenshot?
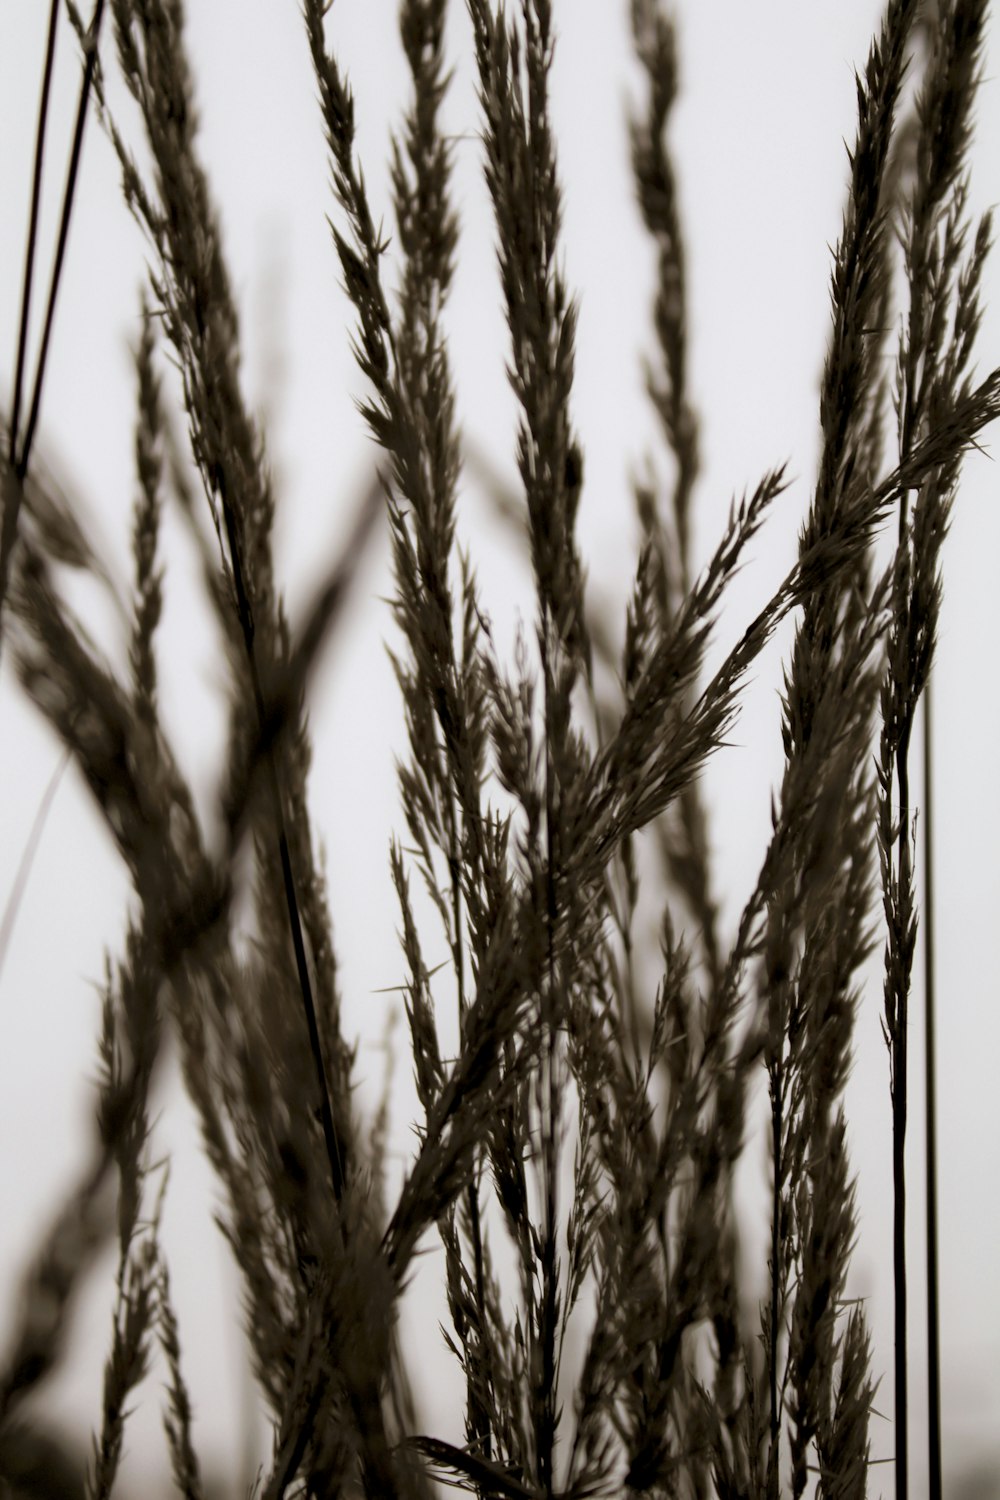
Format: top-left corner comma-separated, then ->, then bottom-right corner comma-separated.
1,2 -> 996,1497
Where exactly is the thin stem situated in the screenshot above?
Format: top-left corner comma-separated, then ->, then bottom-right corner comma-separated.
892,1014 -> 908,1500
923,676 -> 941,1500
18,0 -> 106,483
9,0 -> 60,468
892,491 -> 912,1500
465,1172 -> 491,1463
220,501 -> 345,1206
539,617 -> 560,1498
452,834 -> 492,1463
0,747 -> 69,986
769,1057 -> 782,1472
0,0 -> 61,663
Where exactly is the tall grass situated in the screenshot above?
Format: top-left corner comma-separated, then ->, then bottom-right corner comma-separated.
0,1 -> 997,1497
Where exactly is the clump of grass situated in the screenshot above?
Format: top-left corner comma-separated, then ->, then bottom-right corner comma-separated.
1,1 -> 997,1498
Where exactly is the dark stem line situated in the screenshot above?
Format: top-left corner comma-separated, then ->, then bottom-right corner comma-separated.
265,1382 -> 325,1500
769,1053 -> 783,1477
9,0 -> 60,467
892,1028 -> 908,1500
0,0 -> 61,664
17,0 -> 106,483
220,500 -> 345,1206
894,713 -> 911,1500
539,615 -> 559,1499
891,465 -> 913,1500
923,676 -> 941,1500
452,836 -> 492,1465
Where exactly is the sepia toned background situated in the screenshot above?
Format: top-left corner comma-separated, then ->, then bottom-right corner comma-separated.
1,2 -> 998,1493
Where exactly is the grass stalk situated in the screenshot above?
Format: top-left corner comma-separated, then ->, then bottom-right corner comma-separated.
7,0 -> 60,468
923,676 -> 942,1500
2,1 -> 997,1494
880,9 -> 992,1496
1,0 -> 99,656
221,490 -> 346,1204
16,0 -> 105,484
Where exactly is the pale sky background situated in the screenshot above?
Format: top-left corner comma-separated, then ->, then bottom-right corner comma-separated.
1,2 -> 998,1496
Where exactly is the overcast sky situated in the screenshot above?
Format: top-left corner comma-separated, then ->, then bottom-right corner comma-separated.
1,2 -> 998,1495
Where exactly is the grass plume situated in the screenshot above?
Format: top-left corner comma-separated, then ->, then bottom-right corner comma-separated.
1,2 -> 997,1497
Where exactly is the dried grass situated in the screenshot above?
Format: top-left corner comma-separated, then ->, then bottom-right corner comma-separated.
1,2 -> 996,1498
